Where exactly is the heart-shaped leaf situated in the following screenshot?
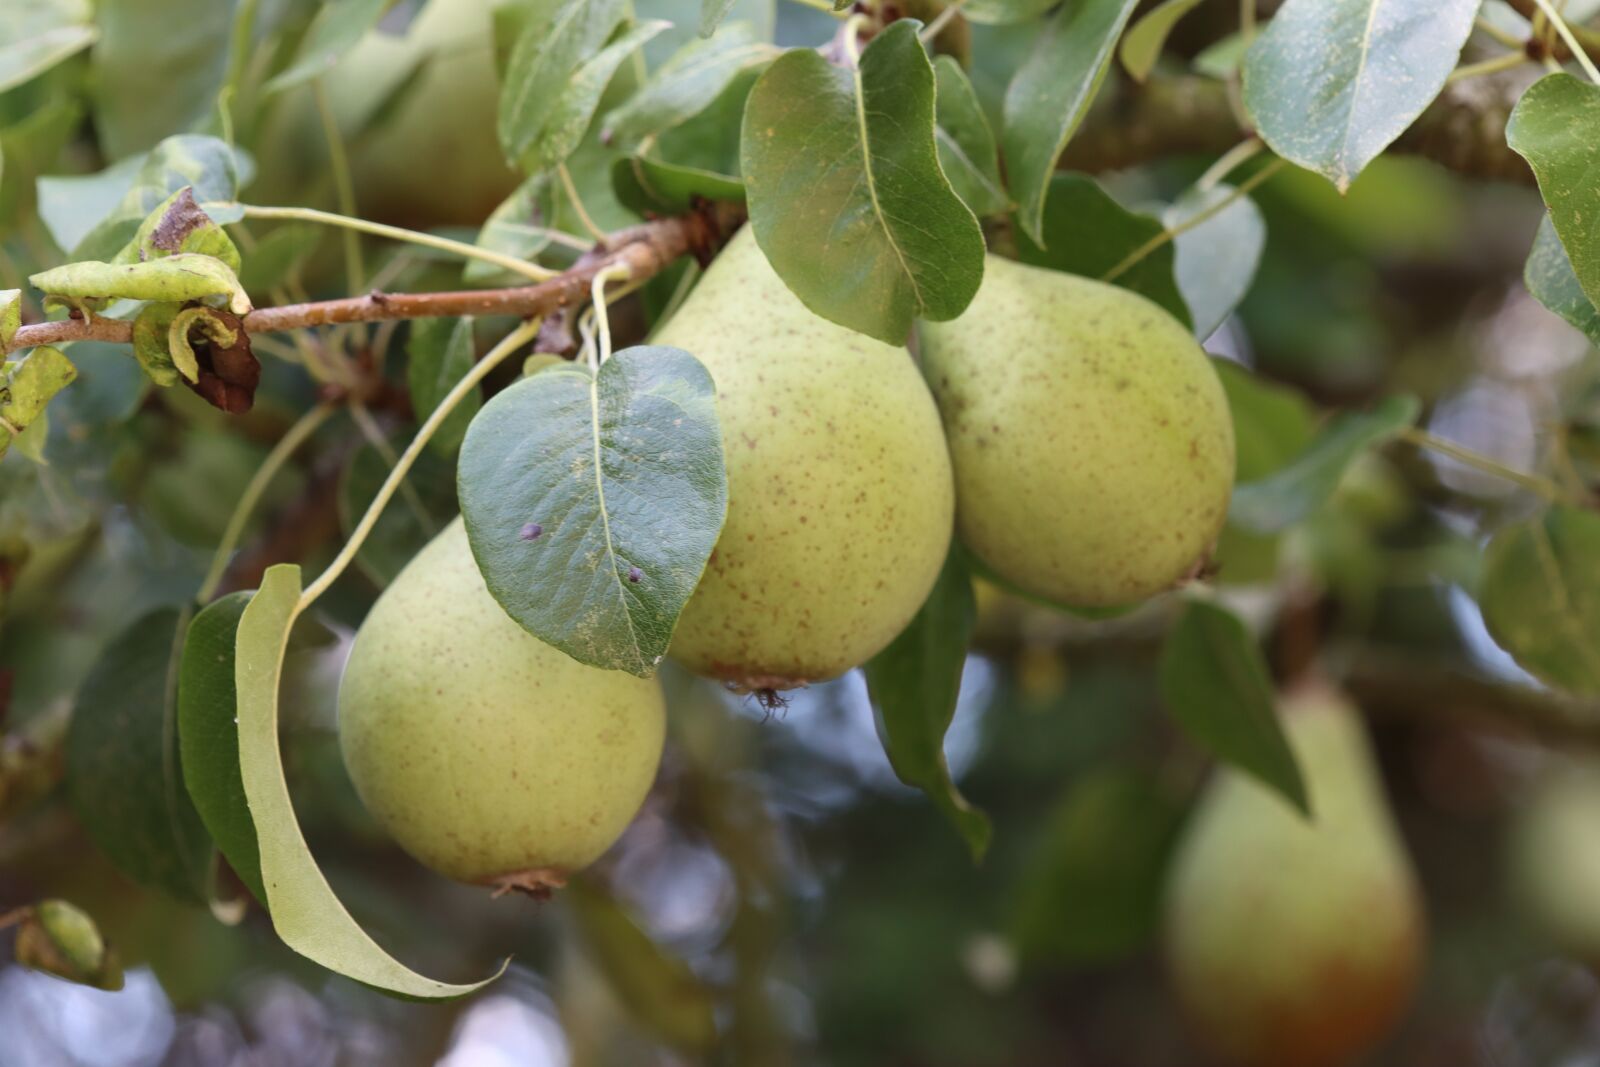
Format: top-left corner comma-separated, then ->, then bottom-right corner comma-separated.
741,19 -> 984,344
1481,506 -> 1600,696
1242,0 -> 1478,191
234,564 -> 502,997
864,546 -> 992,861
1508,73 -> 1600,312
1001,0 -> 1141,245
458,346 -> 727,676
1525,215 -> 1600,347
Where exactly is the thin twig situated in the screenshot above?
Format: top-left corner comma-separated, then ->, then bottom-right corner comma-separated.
1398,426 -> 1582,503
1103,159 -> 1286,283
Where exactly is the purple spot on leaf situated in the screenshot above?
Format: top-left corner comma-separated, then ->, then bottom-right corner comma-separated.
627,566 -> 642,583
520,522 -> 543,541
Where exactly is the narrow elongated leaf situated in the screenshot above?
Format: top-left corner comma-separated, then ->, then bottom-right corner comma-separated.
1508,73 -> 1600,311
526,21 -> 670,173
1526,216 -> 1600,347
864,547 -> 992,861
1120,0 -> 1206,83
31,255 -> 250,315
458,346 -> 727,676
499,0 -> 629,164
407,318 -> 479,455
66,607 -> 213,902
1016,173 -> 1190,328
1159,600 -> 1309,815
235,564 -> 501,996
603,23 -> 769,148
933,56 -> 1007,218
0,0 -> 96,94
1002,0 -> 1141,245
265,0 -> 394,94
1229,394 -> 1419,533
613,156 -> 744,215
1165,183 -> 1267,339
741,19 -> 984,344
1242,0 -> 1478,191
178,592 -> 265,903
1481,506 -> 1600,696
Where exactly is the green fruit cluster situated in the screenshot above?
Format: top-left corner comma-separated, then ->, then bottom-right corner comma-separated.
338,232 -> 1237,889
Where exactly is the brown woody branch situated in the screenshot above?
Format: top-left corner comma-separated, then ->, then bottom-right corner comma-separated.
9,206 -> 743,354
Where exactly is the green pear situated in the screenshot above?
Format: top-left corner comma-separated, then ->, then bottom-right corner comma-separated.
920,257 -> 1234,607
1164,689 -> 1424,1067
653,227 -> 955,689
338,519 -> 665,893
1509,760 -> 1600,963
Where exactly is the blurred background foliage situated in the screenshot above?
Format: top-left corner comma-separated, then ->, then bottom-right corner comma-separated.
3,0 -> 1600,1064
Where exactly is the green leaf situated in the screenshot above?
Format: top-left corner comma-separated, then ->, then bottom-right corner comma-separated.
0,288 -> 19,349
1508,73 -> 1600,312
178,592 -> 265,904
1159,599 -> 1309,815
1001,0 -> 1141,245
1120,0 -> 1206,83
239,224 -> 323,295
1526,216 -> 1600,347
863,546 -> 992,861
1193,32 -> 1246,79
1016,173 -> 1191,328
10,409 -> 49,464
90,0 -> 234,160
1165,182 -> 1266,339
1011,768 -> 1184,965
962,0 -> 1057,25
1481,506 -> 1600,696
265,0 -> 395,94
525,20 -> 671,174
612,155 -> 744,215
234,564 -> 502,996
0,346 -> 76,460
65,607 -> 213,902
1212,359 -> 1316,483
338,436 -> 455,587
741,19 -> 985,344
603,22 -> 770,148
568,881 -> 718,1053
1242,0 -> 1478,192
499,0 -> 629,165
466,174 -> 560,286
1229,394 -> 1419,533
407,318 -> 479,455
459,346 -> 727,676
0,0 -> 97,94
130,302 -> 186,387
933,56 -> 1007,218
31,254 -> 251,316
114,186 -> 241,275
700,0 -> 739,36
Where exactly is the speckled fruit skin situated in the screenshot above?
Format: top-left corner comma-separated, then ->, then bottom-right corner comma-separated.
337,519 -> 665,889
919,256 -> 1234,608
654,227 -> 955,688
1164,689 -> 1424,1067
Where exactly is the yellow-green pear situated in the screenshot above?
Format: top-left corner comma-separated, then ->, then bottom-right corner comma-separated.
1509,760 -> 1600,963
653,227 -> 955,689
1164,689 -> 1424,1067
338,519 -> 665,893
920,257 -> 1234,607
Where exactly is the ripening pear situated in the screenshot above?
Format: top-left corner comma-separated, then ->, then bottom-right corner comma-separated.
338,519 -> 665,893
1164,689 -> 1424,1067
1508,760 -> 1600,963
920,257 -> 1234,607
653,227 -> 955,689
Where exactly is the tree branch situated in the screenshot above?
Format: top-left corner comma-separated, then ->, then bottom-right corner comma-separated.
9,206 -> 743,354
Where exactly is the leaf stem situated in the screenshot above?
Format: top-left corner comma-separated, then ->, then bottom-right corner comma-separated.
1104,158 -> 1285,284
313,80 -> 365,293
1474,15 -> 1524,49
1530,0 -> 1600,83
198,403 -> 337,604
1397,427 -> 1577,503
842,13 -> 870,65
786,0 -> 849,14
1197,137 -> 1264,191
919,0 -> 971,43
1447,50 -> 1531,83
296,318 -> 544,610
558,163 -> 608,244
237,204 -> 557,282
1240,0 -> 1256,46
591,263 -> 632,368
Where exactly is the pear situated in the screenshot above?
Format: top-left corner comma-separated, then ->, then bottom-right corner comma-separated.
920,257 -> 1234,607
1164,689 -> 1424,1067
1509,760 -> 1600,963
653,227 -> 955,689
337,519 -> 665,893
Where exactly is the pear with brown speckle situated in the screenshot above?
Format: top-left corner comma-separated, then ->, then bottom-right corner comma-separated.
655,227 -> 955,690
920,256 -> 1234,608
338,519 -> 665,894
